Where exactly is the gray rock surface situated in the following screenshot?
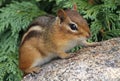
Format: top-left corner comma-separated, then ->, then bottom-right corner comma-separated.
22,38 -> 120,81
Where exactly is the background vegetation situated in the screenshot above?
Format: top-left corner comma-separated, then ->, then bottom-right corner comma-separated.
0,0 -> 119,81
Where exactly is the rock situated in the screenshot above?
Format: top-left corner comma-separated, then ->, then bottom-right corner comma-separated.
22,38 -> 120,81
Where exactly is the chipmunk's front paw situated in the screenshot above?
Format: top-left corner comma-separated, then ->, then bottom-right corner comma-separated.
58,52 -> 74,59
62,54 -> 76,59
61,54 -> 71,59
82,41 -> 101,47
86,42 -> 102,47
91,42 -> 101,47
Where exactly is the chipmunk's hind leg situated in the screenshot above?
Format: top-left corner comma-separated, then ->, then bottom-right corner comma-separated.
19,46 -> 42,75
24,67 -> 41,75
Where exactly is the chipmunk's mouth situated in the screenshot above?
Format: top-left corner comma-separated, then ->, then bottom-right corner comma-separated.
77,37 -> 87,41
76,37 -> 88,46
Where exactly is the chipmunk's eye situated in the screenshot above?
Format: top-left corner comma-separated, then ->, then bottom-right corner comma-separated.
69,23 -> 78,30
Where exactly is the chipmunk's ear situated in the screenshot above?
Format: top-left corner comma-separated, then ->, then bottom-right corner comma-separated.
57,9 -> 67,23
72,4 -> 77,11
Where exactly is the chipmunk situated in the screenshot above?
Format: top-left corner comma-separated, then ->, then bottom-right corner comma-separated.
19,5 -> 100,75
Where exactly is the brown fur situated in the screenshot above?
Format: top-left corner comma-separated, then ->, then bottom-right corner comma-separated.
19,7 -> 100,75
21,30 -> 41,45
28,15 -> 56,28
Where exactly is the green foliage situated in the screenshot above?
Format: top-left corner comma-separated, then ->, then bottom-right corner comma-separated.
0,1 -> 45,81
52,0 -> 120,41
0,0 -> 119,81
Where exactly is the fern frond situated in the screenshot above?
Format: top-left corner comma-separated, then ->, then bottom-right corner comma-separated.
103,29 -> 120,39
90,20 -> 102,41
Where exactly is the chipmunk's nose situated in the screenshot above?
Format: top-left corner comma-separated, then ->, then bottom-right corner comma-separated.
86,32 -> 91,38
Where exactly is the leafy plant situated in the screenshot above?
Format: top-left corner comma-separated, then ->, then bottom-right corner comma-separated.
52,0 -> 120,41
0,1 -> 45,81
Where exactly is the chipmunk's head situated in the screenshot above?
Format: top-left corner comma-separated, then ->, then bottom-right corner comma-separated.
55,5 -> 91,42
